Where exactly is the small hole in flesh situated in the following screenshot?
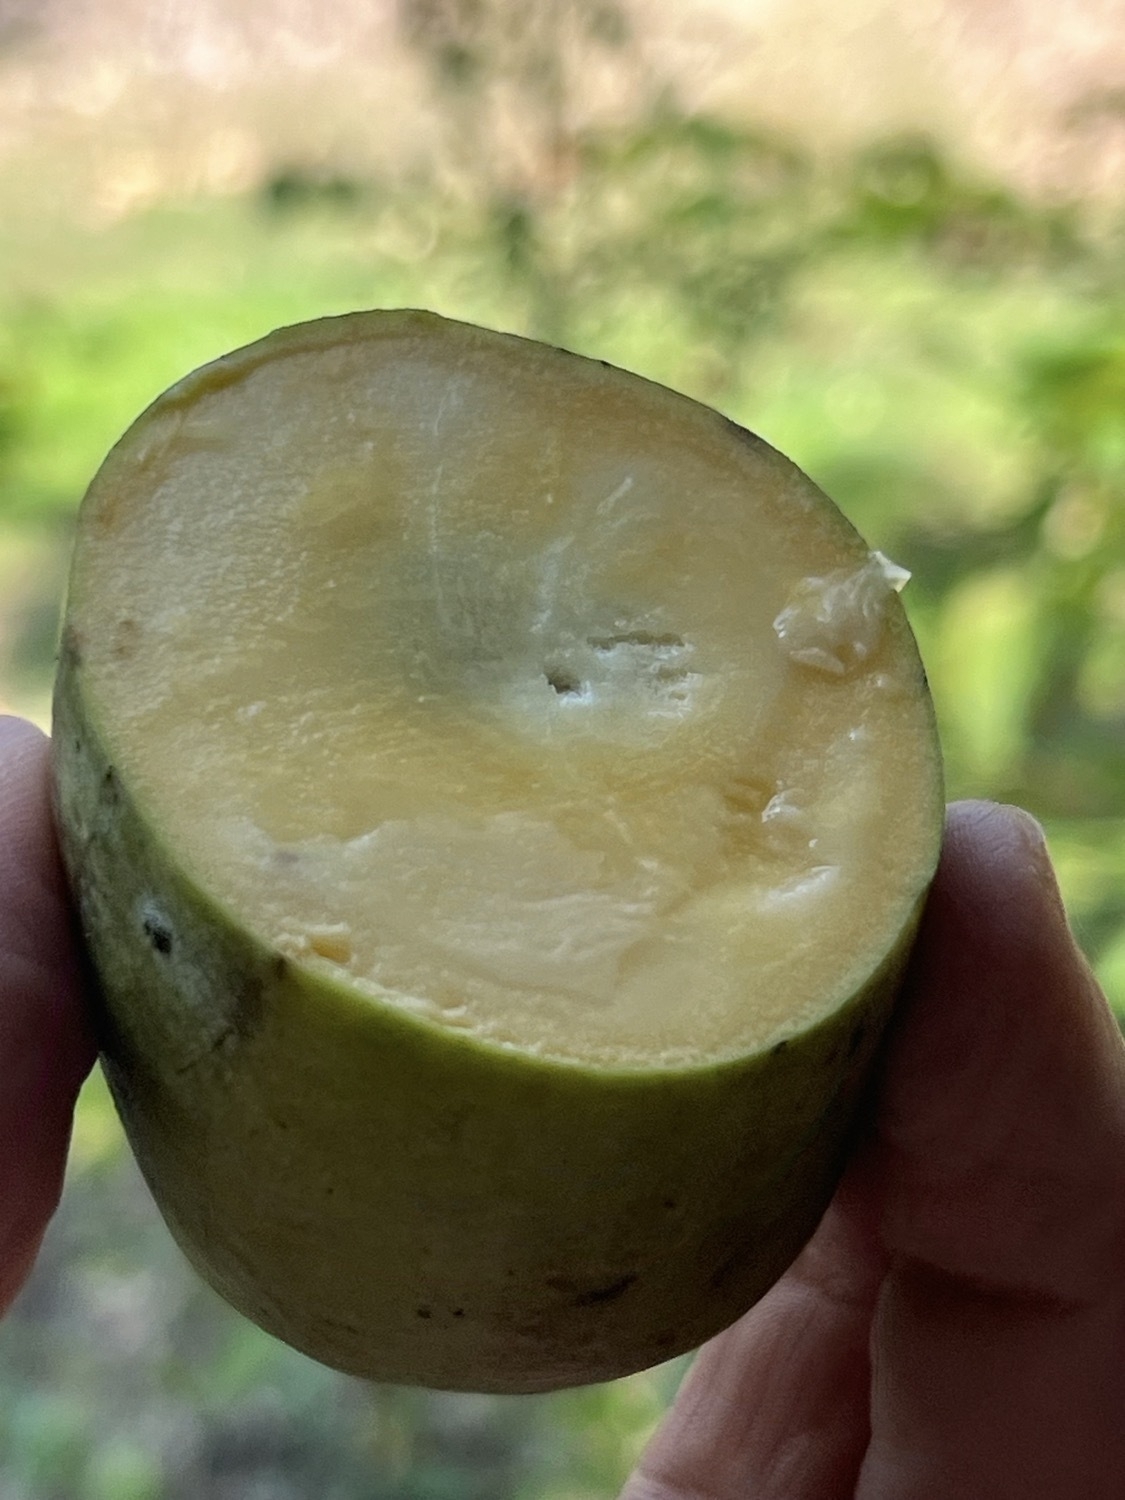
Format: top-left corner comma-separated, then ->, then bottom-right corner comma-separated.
545,667 -> 582,696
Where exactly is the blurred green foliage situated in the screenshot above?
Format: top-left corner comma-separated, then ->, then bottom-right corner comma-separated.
2,4 -> 1125,1491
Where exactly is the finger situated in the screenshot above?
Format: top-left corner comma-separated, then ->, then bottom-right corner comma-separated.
855,801 -> 1125,1499
0,716 -> 96,1311
619,1188 -> 885,1499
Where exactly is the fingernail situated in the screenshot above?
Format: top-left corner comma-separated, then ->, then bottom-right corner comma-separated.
1007,805 -> 1046,850
1004,805 -> 1079,943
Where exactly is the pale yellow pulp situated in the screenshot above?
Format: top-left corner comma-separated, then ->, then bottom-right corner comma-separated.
71,322 -> 939,1068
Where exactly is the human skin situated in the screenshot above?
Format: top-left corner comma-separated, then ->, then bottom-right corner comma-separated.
0,715 -> 95,1313
3,713 -> 1124,1497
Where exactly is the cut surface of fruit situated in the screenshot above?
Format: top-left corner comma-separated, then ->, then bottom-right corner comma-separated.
65,311 -> 939,1070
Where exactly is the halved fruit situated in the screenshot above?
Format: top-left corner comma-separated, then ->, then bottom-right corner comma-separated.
52,310 -> 943,1392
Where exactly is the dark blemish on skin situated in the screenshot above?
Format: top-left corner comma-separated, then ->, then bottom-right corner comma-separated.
549,1273 -> 638,1307
313,1312 -> 361,1339
847,1020 -> 868,1058
142,913 -> 173,955
174,1023 -> 237,1074
663,1198 -> 678,1211
112,617 -> 141,661
452,1308 -> 465,1318
575,1274 -> 637,1307
61,624 -> 84,669
210,1024 -> 235,1054
101,765 -> 121,806
416,1306 -> 432,1320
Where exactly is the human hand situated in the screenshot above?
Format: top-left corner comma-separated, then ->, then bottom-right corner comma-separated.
622,800 -> 1125,1500
4,716 -> 1123,1500
0,715 -> 95,1313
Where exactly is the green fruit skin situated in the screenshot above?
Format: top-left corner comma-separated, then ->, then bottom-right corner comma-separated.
53,624 -> 930,1393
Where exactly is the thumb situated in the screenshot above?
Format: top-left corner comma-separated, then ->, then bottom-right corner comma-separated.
0,716 -> 95,1311
857,800 -> 1125,1499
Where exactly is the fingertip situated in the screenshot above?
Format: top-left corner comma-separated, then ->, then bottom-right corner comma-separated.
0,714 -> 95,1312
0,713 -> 50,801
943,800 -> 1048,870
857,801 -> 1125,1499
929,800 -> 1065,959
870,799 -> 1125,1306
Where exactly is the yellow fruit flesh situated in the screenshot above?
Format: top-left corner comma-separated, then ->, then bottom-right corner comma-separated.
68,312 -> 938,1070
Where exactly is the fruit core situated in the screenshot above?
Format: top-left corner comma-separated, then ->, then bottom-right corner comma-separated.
69,319 -> 939,1068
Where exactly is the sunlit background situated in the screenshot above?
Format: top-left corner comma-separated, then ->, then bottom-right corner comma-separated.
2,0 -> 1124,1494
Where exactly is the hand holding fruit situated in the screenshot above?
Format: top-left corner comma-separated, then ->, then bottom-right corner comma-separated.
4,719 -> 1125,1496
